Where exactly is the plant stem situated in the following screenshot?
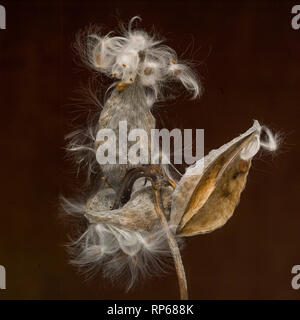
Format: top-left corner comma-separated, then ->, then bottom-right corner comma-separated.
152,186 -> 188,300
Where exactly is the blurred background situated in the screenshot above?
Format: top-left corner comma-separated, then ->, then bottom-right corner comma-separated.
0,0 -> 299,299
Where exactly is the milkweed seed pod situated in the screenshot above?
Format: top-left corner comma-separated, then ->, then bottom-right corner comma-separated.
63,121 -> 278,295
76,16 -> 200,192
63,17 -> 278,299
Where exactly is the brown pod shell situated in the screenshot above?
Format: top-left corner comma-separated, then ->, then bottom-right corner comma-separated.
170,121 -> 262,236
85,186 -> 173,232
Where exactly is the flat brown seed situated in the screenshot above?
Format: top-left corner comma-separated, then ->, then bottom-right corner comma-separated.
116,81 -> 128,91
144,67 -> 153,75
95,54 -> 101,66
239,159 -> 250,173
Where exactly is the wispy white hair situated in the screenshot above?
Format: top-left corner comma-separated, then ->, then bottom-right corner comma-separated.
65,124 -> 99,185
75,16 -> 201,102
62,197 -> 178,290
240,123 -> 280,160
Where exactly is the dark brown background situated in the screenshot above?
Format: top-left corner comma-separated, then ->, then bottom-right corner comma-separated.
0,0 -> 299,299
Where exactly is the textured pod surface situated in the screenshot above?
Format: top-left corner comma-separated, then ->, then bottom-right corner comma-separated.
96,83 -> 156,192
85,185 -> 173,232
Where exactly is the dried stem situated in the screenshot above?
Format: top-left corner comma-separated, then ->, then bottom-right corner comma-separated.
152,185 -> 188,300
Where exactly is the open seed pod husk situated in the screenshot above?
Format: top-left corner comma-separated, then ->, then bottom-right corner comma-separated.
85,185 -> 173,232
170,120 -> 265,237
